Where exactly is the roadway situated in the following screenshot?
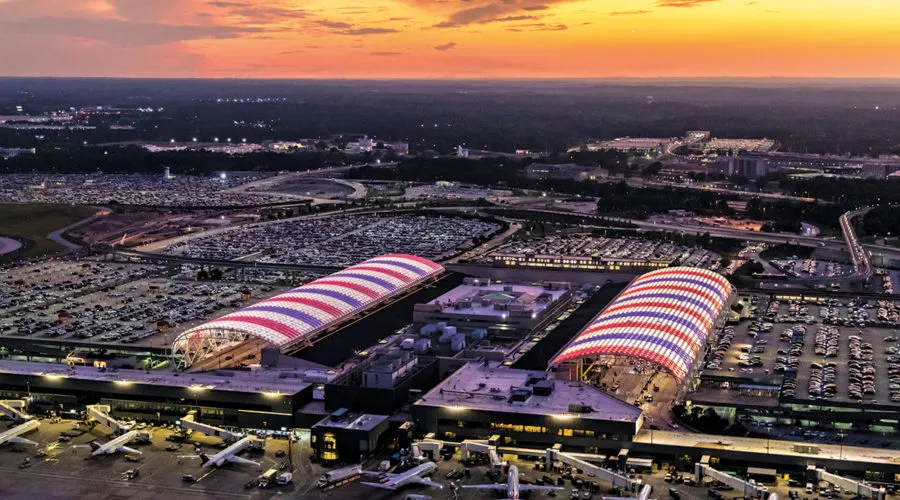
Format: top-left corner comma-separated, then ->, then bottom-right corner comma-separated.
485,206 -> 900,263
840,207 -> 874,280
633,428 -> 900,467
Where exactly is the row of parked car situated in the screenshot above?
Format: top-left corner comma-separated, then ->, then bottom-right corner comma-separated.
704,325 -> 735,371
848,335 -> 876,400
813,325 -> 840,357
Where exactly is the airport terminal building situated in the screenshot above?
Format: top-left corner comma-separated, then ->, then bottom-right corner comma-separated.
412,363 -> 644,450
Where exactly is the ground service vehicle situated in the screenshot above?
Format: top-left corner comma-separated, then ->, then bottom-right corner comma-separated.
316,465 -> 362,489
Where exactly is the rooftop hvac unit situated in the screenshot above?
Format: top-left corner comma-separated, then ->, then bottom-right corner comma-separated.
533,380 -> 555,396
567,403 -> 593,414
509,387 -> 533,402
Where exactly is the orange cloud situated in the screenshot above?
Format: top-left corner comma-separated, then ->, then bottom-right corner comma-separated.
0,0 -> 898,78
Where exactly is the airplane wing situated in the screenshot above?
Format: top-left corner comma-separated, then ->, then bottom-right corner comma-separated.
461,483 -> 506,490
227,455 -> 260,466
519,485 -> 564,492
8,437 -> 38,446
360,481 -> 396,490
118,446 -> 142,455
410,477 -> 443,490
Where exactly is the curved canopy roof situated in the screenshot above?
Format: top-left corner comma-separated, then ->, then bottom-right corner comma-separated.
550,267 -> 733,381
175,254 -> 443,350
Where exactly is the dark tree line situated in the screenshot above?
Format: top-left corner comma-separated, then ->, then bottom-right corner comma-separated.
0,146 -> 350,175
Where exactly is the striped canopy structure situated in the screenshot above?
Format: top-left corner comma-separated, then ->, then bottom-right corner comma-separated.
172,254 -> 443,369
550,267 -> 733,381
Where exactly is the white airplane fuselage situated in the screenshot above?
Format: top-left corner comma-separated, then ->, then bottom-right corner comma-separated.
92,430 -> 137,456
203,436 -> 256,467
508,465 -> 520,500
393,461 -> 437,488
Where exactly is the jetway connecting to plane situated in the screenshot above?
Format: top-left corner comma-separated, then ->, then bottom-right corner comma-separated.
696,460 -> 765,498
180,410 -> 241,443
413,438 -> 640,493
85,404 -> 133,434
807,465 -> 885,500
547,447 -> 636,491
0,399 -> 32,423
460,440 -> 506,471
412,436 -> 506,472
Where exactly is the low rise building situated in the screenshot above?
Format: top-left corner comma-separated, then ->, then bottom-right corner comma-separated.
525,163 -> 608,181
412,278 -> 571,335
412,363 -> 644,449
311,409 -> 390,463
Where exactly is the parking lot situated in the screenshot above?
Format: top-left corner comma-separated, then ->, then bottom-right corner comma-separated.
485,234 -> 721,271
0,260 -> 164,316
703,295 -> 900,406
0,174 -> 290,207
165,213 -> 500,266
0,260 -> 286,349
771,258 -> 850,280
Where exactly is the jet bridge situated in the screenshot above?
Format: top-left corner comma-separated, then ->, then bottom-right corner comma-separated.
547,448 -> 635,490
180,410 -> 241,443
695,459 -> 764,498
808,465 -> 885,500
460,439 -> 506,471
0,399 -> 31,423
85,404 -> 133,434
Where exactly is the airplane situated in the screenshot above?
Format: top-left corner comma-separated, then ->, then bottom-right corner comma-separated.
0,420 -> 40,447
179,436 -> 262,468
462,465 -> 562,500
360,461 -> 443,491
603,484 -> 653,500
80,430 -> 141,457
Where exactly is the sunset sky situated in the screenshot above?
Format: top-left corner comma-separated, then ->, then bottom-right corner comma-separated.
1,0 -> 898,78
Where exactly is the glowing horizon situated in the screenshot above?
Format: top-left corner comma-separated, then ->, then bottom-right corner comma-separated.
1,0 -> 898,79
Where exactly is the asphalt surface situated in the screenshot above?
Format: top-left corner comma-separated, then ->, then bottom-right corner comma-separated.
513,283 -> 627,370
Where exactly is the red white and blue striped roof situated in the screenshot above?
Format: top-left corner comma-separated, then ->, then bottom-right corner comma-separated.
180,254 -> 443,348
550,267 -> 733,381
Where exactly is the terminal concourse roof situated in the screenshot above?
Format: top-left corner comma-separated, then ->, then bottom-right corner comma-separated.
551,267 -> 734,381
175,254 -> 443,349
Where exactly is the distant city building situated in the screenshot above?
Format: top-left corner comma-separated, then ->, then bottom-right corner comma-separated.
685,130 -> 711,142
585,137 -> 671,154
728,152 -> 873,179
0,148 -> 36,159
345,136 -> 408,155
728,155 -> 769,178
524,163 -> 608,181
